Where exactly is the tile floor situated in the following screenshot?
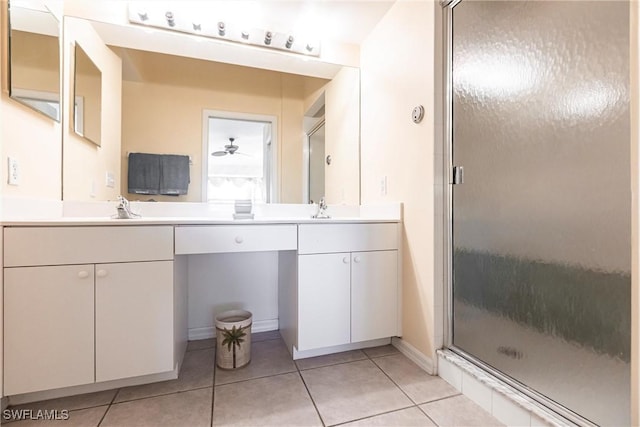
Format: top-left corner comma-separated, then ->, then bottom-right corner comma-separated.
3,332 -> 503,426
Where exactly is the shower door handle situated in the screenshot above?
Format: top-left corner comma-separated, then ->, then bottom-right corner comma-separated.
452,166 -> 464,185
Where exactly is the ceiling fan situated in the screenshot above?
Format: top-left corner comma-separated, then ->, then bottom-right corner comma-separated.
211,137 -> 250,157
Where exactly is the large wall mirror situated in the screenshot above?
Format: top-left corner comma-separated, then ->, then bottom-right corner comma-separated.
8,2 -> 61,121
73,43 -> 102,146
53,11 -> 364,205
113,46 -> 360,205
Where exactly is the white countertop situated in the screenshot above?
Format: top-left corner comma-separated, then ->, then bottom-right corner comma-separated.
0,199 -> 402,227
1,216 -> 399,227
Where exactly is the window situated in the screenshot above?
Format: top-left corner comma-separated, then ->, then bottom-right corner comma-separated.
202,111 -> 277,203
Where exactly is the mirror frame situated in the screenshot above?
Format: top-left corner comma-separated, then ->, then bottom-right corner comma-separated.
73,42 -> 102,146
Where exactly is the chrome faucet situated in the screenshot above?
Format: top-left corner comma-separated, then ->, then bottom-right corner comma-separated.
115,195 -> 141,219
312,197 -> 331,219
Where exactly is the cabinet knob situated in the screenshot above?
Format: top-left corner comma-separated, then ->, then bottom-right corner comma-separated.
77,271 -> 90,279
342,257 -> 349,264
354,256 -> 361,263
96,269 -> 108,278
235,236 -> 244,244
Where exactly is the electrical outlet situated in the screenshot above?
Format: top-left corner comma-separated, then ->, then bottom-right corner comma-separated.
105,171 -> 115,188
90,179 -> 96,198
380,176 -> 388,196
7,157 -> 19,185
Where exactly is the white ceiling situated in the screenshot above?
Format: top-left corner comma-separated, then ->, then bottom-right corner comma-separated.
208,118 -> 267,174
209,117 -> 266,155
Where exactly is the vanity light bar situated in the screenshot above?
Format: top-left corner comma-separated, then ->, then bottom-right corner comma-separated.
127,4 -> 321,57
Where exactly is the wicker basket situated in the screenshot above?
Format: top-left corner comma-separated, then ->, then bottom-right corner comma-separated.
215,310 -> 252,369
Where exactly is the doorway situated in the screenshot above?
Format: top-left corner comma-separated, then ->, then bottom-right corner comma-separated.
202,111 -> 278,203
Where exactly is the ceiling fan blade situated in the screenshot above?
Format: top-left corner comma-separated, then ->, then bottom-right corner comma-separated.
212,151 -> 228,156
234,152 -> 252,157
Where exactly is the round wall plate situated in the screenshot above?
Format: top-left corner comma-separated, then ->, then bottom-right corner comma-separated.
412,105 -> 425,123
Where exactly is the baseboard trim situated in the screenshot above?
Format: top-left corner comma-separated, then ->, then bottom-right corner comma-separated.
293,338 -> 391,360
391,337 -> 435,375
188,319 -> 278,341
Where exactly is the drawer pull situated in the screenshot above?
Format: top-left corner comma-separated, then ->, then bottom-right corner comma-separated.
235,236 -> 244,244
96,269 -> 108,278
354,256 -> 361,263
342,257 -> 349,264
77,271 -> 90,279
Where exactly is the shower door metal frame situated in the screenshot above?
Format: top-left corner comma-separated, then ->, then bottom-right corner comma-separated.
440,1 -> 598,425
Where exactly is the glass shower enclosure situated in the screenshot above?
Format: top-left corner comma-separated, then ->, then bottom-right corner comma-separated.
448,1 -> 631,425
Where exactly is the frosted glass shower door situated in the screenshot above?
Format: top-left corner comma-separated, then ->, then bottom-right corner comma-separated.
450,1 -> 631,425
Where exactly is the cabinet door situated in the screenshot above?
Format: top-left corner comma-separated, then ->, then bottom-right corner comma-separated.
298,253 -> 351,351
351,250 -> 398,342
96,261 -> 174,382
4,265 -> 95,395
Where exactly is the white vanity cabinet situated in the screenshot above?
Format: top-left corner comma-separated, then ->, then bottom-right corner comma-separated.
4,264 -> 95,395
95,261 -> 174,382
293,223 -> 400,353
298,253 -> 351,350
3,226 -> 175,395
350,250 -> 398,342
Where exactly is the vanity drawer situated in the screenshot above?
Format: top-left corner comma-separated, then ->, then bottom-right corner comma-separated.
4,226 -> 174,267
298,223 -> 399,255
175,225 -> 297,254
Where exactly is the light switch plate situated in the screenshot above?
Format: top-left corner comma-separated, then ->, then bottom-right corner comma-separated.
106,171 -> 115,188
380,176 -> 388,196
7,157 -> 19,185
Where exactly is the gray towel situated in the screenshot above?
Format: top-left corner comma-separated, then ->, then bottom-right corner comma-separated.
128,153 -> 161,194
160,154 -> 190,196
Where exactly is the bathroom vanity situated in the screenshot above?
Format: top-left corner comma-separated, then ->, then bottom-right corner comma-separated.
1,210 -> 401,400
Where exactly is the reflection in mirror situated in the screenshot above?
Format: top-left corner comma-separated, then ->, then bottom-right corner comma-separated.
73,43 -> 102,146
205,114 -> 275,203
308,122 -> 325,204
116,47 -> 354,204
8,3 -> 60,121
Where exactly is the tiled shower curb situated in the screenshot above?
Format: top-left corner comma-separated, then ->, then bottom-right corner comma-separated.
438,349 -> 577,427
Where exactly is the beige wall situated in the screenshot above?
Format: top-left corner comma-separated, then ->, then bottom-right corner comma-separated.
0,1 -> 62,200
360,1 -> 436,359
303,79 -> 328,114
325,66 -> 360,205
10,31 -> 59,94
62,17 -> 121,201
280,74 -> 306,203
119,50 -> 327,203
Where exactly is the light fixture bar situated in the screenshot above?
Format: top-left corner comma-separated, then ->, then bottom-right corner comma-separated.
127,3 -> 321,57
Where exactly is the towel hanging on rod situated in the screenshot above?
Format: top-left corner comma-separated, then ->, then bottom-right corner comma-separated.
127,152 -> 190,195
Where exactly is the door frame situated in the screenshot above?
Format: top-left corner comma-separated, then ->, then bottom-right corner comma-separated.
439,0 -> 456,352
